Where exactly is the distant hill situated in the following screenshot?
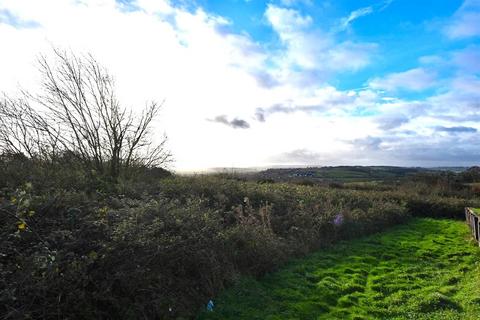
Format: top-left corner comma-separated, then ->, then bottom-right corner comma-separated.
255,166 -> 464,183
429,167 -> 468,173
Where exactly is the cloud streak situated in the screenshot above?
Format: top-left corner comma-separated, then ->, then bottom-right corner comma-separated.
0,8 -> 40,28
271,149 -> 328,164
369,68 -> 437,92
339,7 -> 373,31
445,0 -> 480,39
435,126 -> 477,133
209,115 -> 251,129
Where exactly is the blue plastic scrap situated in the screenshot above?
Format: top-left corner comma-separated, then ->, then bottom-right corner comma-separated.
207,300 -> 214,311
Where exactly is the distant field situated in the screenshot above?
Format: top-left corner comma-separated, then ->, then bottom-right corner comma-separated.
256,166 -> 443,183
198,219 -> 480,320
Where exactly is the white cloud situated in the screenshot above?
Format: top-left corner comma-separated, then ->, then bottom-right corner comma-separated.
327,41 -> 377,71
135,0 -> 173,14
265,4 -> 313,37
337,1 -> 395,32
368,68 -> 437,92
264,5 -> 376,85
452,45 -> 480,73
338,6 -> 373,31
279,0 -> 313,7
426,75 -> 480,118
444,0 -> 480,39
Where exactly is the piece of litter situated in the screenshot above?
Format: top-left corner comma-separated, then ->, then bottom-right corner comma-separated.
207,300 -> 214,311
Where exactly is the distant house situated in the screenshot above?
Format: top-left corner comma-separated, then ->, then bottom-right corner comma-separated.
292,172 -> 314,177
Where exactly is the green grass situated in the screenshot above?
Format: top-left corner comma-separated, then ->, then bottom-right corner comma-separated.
472,208 -> 480,215
198,219 -> 480,320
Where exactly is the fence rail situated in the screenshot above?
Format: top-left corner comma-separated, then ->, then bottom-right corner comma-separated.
465,207 -> 480,246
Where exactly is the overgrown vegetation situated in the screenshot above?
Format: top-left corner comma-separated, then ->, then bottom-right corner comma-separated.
199,219 -> 480,320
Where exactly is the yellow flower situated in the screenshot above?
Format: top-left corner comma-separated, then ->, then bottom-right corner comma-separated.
28,210 -> 35,217
17,222 -> 26,231
98,206 -> 108,217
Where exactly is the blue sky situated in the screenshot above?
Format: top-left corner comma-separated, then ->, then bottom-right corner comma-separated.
0,0 -> 479,170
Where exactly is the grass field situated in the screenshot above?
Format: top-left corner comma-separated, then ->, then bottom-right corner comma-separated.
198,219 -> 480,320
257,166 -> 427,183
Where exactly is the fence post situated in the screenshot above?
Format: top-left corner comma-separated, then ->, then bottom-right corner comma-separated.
477,216 -> 480,247
466,207 -> 480,247
475,216 -> 479,242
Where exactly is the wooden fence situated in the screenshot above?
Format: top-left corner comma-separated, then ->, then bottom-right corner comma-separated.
465,207 -> 480,246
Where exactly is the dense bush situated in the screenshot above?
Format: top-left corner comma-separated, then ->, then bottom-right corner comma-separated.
1,168 -> 479,319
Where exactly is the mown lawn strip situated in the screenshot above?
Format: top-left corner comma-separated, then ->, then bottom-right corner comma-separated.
198,218 -> 480,320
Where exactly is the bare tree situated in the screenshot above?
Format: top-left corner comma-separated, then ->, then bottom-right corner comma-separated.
0,48 -> 171,179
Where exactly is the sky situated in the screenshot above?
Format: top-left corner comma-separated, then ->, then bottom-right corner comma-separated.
0,0 -> 479,171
